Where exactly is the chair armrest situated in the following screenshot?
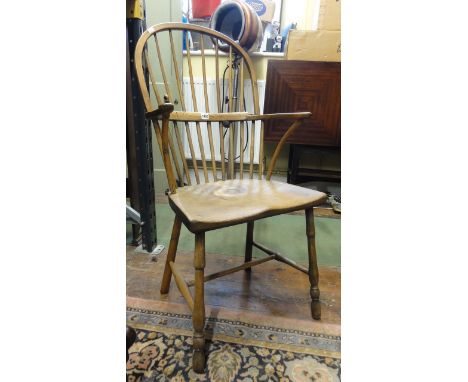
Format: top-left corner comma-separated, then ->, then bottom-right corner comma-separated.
146,111 -> 311,123
248,112 -> 312,121
145,104 -> 310,183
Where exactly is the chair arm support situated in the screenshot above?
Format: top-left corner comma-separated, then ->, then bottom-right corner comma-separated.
147,98 -> 178,193
266,118 -> 308,180
263,112 -> 311,180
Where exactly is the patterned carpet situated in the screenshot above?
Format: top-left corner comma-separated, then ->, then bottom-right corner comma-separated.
126,304 -> 341,381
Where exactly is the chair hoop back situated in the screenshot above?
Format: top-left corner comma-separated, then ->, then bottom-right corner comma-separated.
134,22 -> 265,190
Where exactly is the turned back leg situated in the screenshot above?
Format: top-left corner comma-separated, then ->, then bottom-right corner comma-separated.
305,208 -> 321,320
160,216 -> 182,294
192,232 -> 206,373
244,221 -> 254,271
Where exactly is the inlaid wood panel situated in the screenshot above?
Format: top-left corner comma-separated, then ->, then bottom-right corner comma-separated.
263,61 -> 341,147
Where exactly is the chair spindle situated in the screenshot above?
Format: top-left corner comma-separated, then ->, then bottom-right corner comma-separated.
143,51 -> 183,183
185,32 -> 209,183
169,30 -> 200,184
153,34 -> 191,185
200,37 -> 218,181
214,40 -> 226,180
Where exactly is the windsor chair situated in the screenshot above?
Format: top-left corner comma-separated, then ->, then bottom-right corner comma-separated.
134,22 -> 327,373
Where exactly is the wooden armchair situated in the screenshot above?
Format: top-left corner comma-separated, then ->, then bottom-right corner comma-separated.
134,23 -> 327,373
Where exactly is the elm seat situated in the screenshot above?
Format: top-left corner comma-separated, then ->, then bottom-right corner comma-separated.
169,179 -> 327,232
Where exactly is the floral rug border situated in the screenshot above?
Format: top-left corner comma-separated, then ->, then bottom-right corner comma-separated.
127,307 -> 341,358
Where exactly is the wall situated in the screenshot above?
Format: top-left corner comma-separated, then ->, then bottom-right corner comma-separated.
281,0 -> 319,30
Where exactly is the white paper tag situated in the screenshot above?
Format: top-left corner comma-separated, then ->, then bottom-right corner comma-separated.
200,113 -> 209,120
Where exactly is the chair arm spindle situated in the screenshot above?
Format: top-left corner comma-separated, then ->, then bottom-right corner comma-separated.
266,112 -> 312,180
147,97 -> 178,193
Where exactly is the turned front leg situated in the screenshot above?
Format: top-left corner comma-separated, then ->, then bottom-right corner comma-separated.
305,208 -> 321,320
192,232 -> 206,373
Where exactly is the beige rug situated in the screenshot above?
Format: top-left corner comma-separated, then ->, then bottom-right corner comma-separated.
127,297 -> 340,381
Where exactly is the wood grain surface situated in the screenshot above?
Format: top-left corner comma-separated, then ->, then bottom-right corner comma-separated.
168,179 -> 327,232
264,60 -> 341,147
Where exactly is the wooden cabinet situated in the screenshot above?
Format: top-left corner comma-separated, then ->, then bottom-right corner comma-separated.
263,60 -> 341,147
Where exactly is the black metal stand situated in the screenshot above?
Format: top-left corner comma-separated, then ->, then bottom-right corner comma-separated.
126,5 -> 158,252
226,54 -> 242,179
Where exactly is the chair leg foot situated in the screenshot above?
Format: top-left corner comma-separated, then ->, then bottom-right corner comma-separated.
192,340 -> 206,373
160,216 -> 182,294
306,208 -> 321,321
310,286 -> 321,320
